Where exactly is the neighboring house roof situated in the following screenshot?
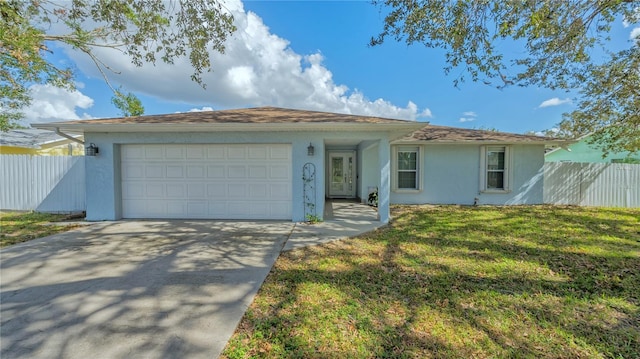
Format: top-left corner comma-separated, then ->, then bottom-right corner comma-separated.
545,133 -> 639,163
0,129 -> 83,149
32,107 -> 426,134
396,124 -> 564,144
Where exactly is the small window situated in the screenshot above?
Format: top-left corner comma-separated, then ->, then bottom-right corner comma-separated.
481,146 -> 510,192
394,146 -> 421,191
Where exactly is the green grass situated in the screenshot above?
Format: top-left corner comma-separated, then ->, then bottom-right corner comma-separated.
222,205 -> 640,359
0,211 -> 82,248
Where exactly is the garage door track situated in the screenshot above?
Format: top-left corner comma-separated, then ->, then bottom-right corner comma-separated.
0,220 -> 294,359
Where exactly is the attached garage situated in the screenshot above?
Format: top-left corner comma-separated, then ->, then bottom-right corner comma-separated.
121,144 -> 292,219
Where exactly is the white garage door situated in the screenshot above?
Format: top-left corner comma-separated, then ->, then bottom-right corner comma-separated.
121,144 -> 292,219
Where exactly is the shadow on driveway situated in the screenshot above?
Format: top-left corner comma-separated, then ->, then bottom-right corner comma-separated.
1,220 -> 293,359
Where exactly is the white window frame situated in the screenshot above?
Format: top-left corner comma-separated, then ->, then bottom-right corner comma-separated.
480,145 -> 511,193
392,146 -> 423,192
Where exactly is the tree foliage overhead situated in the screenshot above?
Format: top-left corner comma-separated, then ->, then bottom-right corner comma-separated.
371,0 -> 640,155
112,87 -> 144,117
1,0 -> 236,131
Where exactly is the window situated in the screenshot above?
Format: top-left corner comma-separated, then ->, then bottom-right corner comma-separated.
394,146 -> 421,191
481,146 -> 510,192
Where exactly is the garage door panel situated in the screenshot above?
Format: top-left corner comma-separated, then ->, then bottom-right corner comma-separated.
187,184 -> 206,198
207,147 -> 225,159
186,146 -> 205,159
144,146 -> 164,159
270,165 -> 290,179
186,165 -> 205,178
187,202 -> 207,215
207,184 -> 226,198
228,184 -> 247,198
270,146 -> 290,159
166,184 -> 185,197
270,183 -> 290,198
228,166 -> 246,178
207,165 -> 225,178
122,144 -> 292,219
248,146 -> 268,159
167,201 -> 186,215
248,165 -> 267,178
249,184 -> 268,198
165,146 -> 185,159
271,202 -> 291,216
122,183 -> 144,198
166,165 -> 184,178
122,164 -> 144,179
145,165 -> 163,178
227,147 -> 246,159
146,183 -> 164,197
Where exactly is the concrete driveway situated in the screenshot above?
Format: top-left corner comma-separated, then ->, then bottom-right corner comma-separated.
0,220 -> 294,359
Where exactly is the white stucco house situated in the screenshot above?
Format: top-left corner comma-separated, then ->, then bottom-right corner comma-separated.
33,107 -> 558,223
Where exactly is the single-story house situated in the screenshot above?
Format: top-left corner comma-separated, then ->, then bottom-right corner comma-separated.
32,107 -> 560,223
545,134 -> 640,164
0,129 -> 84,155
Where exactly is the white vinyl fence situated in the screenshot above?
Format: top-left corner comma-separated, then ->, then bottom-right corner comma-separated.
0,155 -> 85,212
544,162 -> 640,208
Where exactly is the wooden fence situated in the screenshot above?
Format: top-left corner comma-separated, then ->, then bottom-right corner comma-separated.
0,155 -> 85,212
544,162 -> 639,208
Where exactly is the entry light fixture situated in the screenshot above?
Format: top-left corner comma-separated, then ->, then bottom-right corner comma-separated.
85,143 -> 99,156
307,143 -> 315,156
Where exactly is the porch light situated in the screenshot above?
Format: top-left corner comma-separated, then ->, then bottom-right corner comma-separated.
85,143 -> 99,156
307,143 -> 315,156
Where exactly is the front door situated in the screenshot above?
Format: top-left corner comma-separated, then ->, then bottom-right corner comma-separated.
328,151 -> 356,198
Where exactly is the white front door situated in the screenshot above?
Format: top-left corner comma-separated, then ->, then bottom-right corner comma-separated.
328,151 -> 356,198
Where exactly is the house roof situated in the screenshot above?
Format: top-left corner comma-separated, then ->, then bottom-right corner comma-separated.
29,106 -> 565,145
0,129 -> 83,149
396,124 -> 564,144
31,107 -> 427,134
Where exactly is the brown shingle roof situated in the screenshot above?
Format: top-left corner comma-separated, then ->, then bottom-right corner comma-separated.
401,124 -> 556,143
53,106 -> 416,125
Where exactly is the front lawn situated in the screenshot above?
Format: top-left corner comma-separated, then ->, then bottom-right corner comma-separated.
0,211 -> 82,248
222,205 -> 640,359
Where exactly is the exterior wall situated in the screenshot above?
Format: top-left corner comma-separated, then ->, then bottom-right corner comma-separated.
84,131 -> 391,222
390,144 -> 545,206
359,141 -> 379,203
545,138 -> 640,163
0,144 -> 84,156
0,146 -> 37,155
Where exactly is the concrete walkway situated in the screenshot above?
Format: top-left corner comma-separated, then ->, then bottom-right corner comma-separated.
0,201 -> 383,359
285,199 -> 384,251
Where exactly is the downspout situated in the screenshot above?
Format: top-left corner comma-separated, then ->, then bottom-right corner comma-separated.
55,127 -> 84,145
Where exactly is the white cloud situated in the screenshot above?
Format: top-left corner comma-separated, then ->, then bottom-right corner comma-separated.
187,107 -> 215,112
418,108 -> 433,118
23,84 -> 94,124
631,27 -> 640,42
61,0 -> 430,121
538,97 -> 572,108
533,127 -> 559,136
458,110 -> 477,122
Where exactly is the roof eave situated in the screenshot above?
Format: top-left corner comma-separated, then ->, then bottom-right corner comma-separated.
32,122 -> 426,134
392,139 -> 572,145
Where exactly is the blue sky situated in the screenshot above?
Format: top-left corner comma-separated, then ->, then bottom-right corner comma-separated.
24,0 -> 638,135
